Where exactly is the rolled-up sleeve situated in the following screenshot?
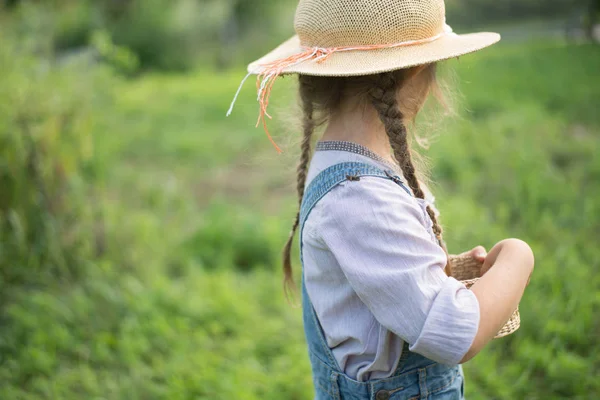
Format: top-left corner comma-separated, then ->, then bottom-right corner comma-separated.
319,177 -> 480,365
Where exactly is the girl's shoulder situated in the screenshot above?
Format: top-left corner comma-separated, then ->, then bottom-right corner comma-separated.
305,172 -> 434,242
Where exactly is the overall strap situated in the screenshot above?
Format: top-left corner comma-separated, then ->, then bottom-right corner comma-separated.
299,162 -> 411,231
299,162 -> 411,373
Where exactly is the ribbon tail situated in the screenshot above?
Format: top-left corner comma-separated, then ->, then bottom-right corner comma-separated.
262,118 -> 282,154
226,71 -> 252,117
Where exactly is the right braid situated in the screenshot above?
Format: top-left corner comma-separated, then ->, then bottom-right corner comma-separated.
282,76 -> 316,298
368,72 -> 451,275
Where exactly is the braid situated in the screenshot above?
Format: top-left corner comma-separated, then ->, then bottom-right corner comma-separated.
282,77 -> 315,298
368,72 -> 451,275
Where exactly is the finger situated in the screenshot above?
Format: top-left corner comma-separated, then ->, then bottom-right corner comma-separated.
471,246 -> 487,261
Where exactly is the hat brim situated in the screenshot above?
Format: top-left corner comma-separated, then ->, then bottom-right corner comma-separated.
247,32 -> 500,77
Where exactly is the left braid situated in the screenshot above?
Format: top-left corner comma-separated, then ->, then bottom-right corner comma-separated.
282,76 -> 316,299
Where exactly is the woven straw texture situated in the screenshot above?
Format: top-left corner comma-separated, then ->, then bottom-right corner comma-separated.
247,0 -> 500,76
449,255 -> 521,339
295,0 -> 445,47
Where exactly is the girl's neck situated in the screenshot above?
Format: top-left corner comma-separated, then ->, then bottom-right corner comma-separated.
321,104 -> 396,166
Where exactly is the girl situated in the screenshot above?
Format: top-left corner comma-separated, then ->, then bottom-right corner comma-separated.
229,0 -> 534,398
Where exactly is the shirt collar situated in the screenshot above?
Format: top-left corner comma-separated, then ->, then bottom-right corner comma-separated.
315,140 -> 401,173
312,140 -> 438,210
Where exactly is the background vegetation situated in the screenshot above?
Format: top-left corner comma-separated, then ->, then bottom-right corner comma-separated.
0,1 -> 599,399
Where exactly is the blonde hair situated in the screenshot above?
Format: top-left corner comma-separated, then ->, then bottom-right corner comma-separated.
282,64 -> 450,297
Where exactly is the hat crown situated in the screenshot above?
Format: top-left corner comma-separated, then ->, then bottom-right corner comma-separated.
294,0 -> 446,48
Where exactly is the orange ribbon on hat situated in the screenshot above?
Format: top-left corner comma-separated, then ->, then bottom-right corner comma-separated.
227,24 -> 455,153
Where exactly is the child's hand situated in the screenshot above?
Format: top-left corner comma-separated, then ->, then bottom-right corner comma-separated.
458,245 -> 487,264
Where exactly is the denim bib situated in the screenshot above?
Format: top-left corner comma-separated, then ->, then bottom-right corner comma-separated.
299,162 -> 465,400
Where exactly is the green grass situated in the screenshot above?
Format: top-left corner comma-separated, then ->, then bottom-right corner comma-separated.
1,39 -> 599,399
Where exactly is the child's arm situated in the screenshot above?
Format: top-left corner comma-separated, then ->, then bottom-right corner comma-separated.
460,239 -> 535,363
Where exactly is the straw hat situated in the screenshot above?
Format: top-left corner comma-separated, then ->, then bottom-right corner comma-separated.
227,0 -> 500,152
247,0 -> 501,77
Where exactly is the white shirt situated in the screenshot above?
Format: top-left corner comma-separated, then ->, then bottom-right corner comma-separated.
301,142 -> 480,382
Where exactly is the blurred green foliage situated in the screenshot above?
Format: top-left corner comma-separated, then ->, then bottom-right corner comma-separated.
183,203 -> 276,272
0,25 -> 111,299
2,0 -> 208,71
445,0 -> 589,26
0,2 -> 599,400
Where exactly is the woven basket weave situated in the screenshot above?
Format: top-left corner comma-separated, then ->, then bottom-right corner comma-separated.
450,255 -> 521,339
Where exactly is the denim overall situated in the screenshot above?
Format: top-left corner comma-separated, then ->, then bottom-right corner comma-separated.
299,162 -> 465,400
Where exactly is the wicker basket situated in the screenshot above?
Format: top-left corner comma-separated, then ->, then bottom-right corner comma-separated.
450,255 -> 521,339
